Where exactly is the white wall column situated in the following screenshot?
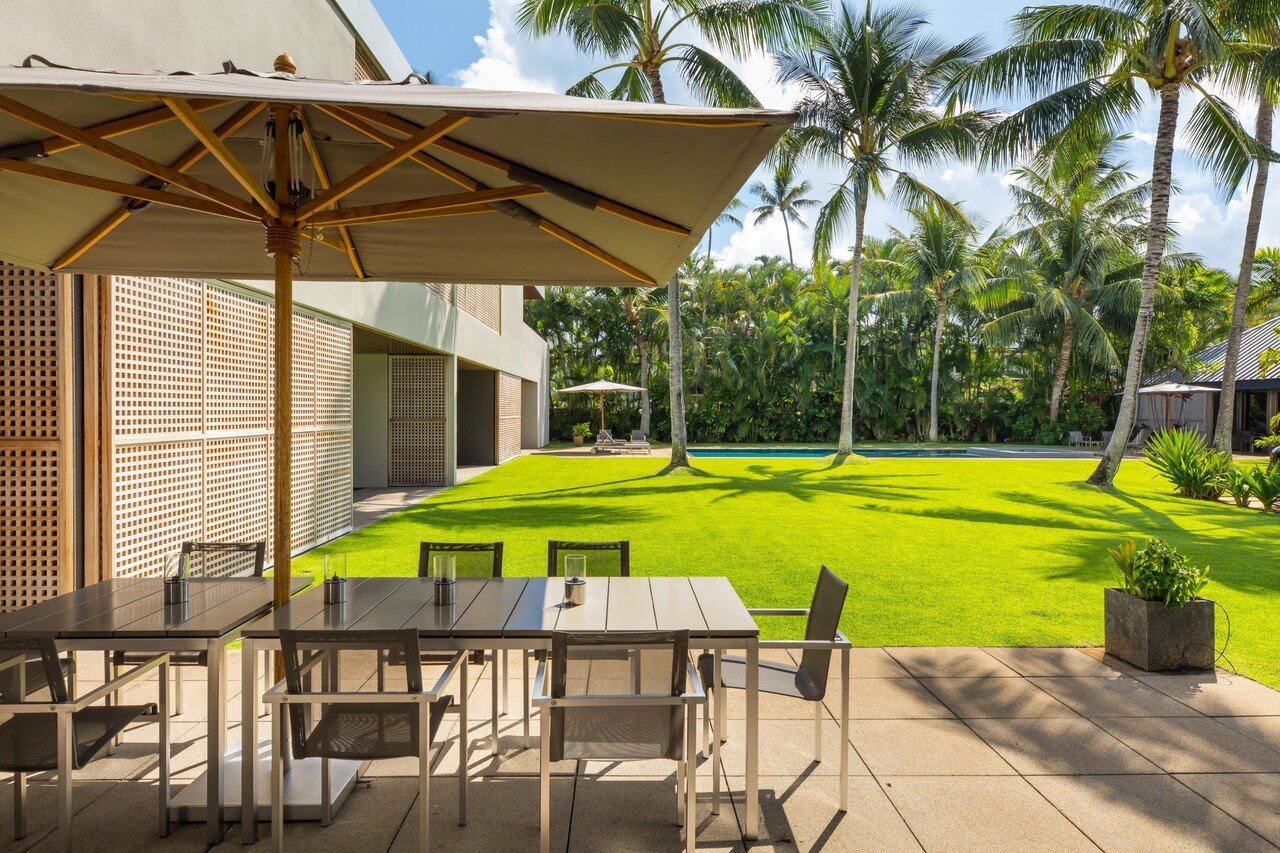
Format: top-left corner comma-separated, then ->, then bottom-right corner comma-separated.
445,353 -> 458,485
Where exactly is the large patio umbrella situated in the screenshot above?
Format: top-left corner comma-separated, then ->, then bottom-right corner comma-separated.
0,55 -> 793,609
556,378 -> 646,432
1139,382 -> 1219,430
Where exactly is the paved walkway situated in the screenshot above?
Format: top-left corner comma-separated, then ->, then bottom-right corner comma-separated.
5,647 -> 1280,851
351,466 -> 494,530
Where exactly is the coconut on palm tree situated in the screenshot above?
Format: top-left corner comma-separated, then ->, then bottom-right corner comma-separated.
986,130 -> 1149,422
956,0 -> 1279,486
750,161 -> 818,265
517,0 -> 824,469
869,203 -> 1009,442
776,0 -> 992,456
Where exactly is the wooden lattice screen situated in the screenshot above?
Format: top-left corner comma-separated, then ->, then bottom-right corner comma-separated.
497,372 -> 522,462
455,285 -> 501,333
0,265 -> 73,609
109,277 -> 352,579
389,354 -> 447,486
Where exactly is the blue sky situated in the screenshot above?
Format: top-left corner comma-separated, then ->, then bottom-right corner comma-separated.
369,0 -> 1272,271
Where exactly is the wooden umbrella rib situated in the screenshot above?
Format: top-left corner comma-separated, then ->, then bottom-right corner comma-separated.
298,112 -> 364,278
308,185 -> 544,227
163,97 -> 279,217
51,102 -> 267,270
0,158 -> 259,221
337,104 -> 690,236
314,104 -> 479,191
537,220 -> 656,285
340,203 -> 498,227
293,113 -> 471,221
21,98 -> 233,157
0,94 -> 263,219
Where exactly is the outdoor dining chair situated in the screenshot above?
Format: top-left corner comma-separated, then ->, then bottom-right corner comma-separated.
547,540 -> 630,577
0,638 -> 169,852
112,541 -> 266,716
533,630 -> 705,853
266,629 -> 467,852
697,566 -> 851,813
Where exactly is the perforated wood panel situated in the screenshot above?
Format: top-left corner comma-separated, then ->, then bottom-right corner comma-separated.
498,372 -> 522,462
109,278 -> 353,578
454,284 -> 501,333
0,266 -> 71,609
389,354 -> 447,486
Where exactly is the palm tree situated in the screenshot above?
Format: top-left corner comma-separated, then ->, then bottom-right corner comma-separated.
705,196 -> 745,259
870,204 -> 1005,442
1214,17 -> 1280,452
517,0 -> 824,469
776,1 -> 991,456
988,131 -> 1149,422
956,0 -> 1277,486
749,162 -> 818,264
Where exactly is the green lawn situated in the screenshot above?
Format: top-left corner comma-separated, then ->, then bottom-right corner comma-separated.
296,455 -> 1280,686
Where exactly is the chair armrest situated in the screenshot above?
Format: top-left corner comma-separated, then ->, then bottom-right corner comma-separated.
748,608 -> 810,617
0,653 -> 26,676
758,629 -> 852,651
426,652 -> 466,698
531,660 -> 706,707
0,653 -> 168,714
681,661 -> 706,704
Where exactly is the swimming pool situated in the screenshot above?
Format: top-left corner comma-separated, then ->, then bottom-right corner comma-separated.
688,446 -> 1094,459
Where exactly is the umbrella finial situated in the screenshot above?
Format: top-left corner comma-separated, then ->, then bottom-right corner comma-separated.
274,52 -> 297,75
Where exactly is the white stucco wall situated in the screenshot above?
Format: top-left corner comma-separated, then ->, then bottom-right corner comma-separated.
1,0 -> 364,79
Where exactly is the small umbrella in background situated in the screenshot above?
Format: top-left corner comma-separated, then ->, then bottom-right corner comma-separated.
1139,382 -> 1219,430
556,379 -> 646,433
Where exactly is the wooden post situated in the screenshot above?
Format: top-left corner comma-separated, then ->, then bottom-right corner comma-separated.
268,90 -> 300,611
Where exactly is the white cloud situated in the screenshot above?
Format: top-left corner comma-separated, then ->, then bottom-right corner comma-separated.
940,168 -> 956,182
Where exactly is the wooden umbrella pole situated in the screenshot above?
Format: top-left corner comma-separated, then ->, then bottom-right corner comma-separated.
599,393 -> 605,433
268,82 -> 300,611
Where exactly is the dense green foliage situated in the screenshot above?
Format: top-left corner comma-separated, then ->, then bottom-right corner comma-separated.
1109,537 -> 1210,609
1143,428 -> 1231,500
296,455 -> 1280,687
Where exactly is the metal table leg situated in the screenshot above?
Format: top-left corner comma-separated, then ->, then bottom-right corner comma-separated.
744,638 -> 758,841
491,649 -> 499,754
206,638 -> 226,844
241,638 -> 258,844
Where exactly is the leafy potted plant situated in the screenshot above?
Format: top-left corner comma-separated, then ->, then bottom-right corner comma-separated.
570,422 -> 591,447
1105,538 -> 1213,670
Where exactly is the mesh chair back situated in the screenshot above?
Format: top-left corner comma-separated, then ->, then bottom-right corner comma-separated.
418,542 -> 503,578
630,431 -> 646,442
796,566 -> 848,701
547,540 -> 630,577
279,629 -> 424,761
548,630 -> 687,762
182,541 -> 266,579
0,638 -> 66,704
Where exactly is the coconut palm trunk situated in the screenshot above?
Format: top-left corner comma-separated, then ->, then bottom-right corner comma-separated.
783,216 -> 794,266
929,298 -> 946,442
1049,310 -> 1076,422
837,193 -> 867,455
1213,98 -> 1274,453
1089,82 -> 1181,486
639,338 -> 651,435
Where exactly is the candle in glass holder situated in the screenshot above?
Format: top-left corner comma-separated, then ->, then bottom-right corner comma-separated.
564,554 -> 586,606
323,553 -> 347,604
163,552 -> 190,605
433,554 -> 456,606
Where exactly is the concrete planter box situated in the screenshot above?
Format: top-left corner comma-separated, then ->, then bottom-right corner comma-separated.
572,435 -> 584,447
1104,588 -> 1214,671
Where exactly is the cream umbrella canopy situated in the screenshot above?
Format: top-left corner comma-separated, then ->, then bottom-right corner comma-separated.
557,379 -> 647,433
0,55 -> 793,608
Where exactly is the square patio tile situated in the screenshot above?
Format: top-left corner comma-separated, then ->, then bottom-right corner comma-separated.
878,775 -> 1096,852
713,718 -> 870,777
982,647 -> 1120,677
0,780 -> 117,852
847,719 -> 1015,776
1029,774 -> 1273,852
390,776 -> 575,853
722,774 -> 921,852
1216,715 -> 1280,753
884,648 -> 1019,678
1092,715 -> 1280,773
805,647 -> 911,679
966,717 -> 1161,775
1133,671 -> 1280,716
1028,676 -> 1202,717
1174,773 -> 1280,846
847,678 -> 954,720
918,676 -> 1077,719
568,775 -> 742,852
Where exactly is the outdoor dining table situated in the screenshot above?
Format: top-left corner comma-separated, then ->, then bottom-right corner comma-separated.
237,575 -> 763,843
0,574 -> 309,845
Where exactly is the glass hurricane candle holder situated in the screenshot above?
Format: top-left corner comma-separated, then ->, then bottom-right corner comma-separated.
323,553 -> 347,604
433,554 -> 456,606
163,552 -> 190,605
564,554 -> 586,606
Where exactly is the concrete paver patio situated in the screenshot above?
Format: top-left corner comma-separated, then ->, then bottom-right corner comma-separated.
4,646 -> 1280,851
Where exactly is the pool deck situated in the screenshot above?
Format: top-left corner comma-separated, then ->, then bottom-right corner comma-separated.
9,647 -> 1280,851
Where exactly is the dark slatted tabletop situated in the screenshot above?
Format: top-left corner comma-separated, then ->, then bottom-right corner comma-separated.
0,577 -> 310,640
241,576 -> 759,641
